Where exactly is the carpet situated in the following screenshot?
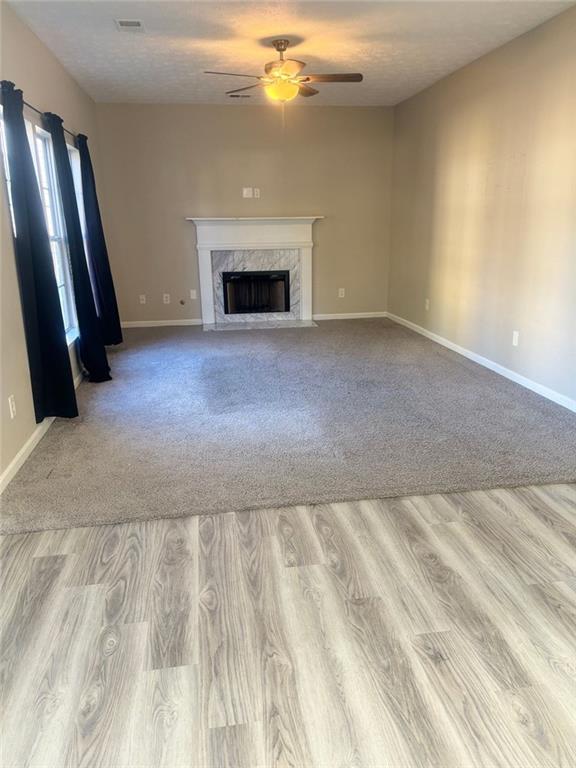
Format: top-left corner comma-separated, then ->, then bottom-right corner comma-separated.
2,319 -> 576,534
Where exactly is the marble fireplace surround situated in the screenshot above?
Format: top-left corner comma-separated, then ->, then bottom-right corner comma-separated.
187,217 -> 323,327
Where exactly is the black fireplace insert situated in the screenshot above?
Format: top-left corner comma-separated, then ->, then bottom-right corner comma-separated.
223,270 -> 290,315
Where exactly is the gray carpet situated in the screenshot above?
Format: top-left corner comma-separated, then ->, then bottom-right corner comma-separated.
2,319 -> 576,534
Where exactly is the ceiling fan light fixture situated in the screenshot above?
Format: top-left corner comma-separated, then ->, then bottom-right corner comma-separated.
205,38 -> 364,103
264,79 -> 299,103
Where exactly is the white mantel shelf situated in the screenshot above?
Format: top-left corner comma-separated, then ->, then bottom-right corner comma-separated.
187,216 -> 323,326
186,217 -> 323,221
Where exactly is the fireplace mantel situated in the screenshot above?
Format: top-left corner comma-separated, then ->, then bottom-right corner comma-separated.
187,216 -> 323,326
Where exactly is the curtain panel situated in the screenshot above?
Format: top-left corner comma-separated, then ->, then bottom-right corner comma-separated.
76,134 -> 123,345
1,81 -> 78,421
43,112 -> 111,382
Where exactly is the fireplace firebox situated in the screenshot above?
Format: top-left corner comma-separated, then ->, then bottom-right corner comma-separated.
223,270 -> 290,315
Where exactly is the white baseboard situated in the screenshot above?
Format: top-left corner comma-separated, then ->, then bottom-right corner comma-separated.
312,311 -> 388,321
123,315 -> 388,326
0,369 -> 85,495
387,312 -> 576,414
0,372 -> 84,495
121,319 -> 203,328
0,417 -> 55,495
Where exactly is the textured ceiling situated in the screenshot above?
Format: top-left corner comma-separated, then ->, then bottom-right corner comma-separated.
8,0 -> 574,106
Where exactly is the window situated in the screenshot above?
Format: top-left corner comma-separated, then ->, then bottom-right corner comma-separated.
68,144 -> 99,314
0,109 -> 17,234
0,112 -> 78,340
68,146 -> 88,250
31,126 -> 78,339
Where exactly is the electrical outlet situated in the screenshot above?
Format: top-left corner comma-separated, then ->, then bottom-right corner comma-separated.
139,294 -> 146,304
425,298 -> 430,311
512,330 -> 520,347
338,288 -> 345,298
190,289 -> 197,300
254,187 -> 260,199
8,394 -> 16,420
242,187 -> 253,198
163,293 -> 171,304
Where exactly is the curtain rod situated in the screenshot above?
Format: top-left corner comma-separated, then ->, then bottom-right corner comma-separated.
23,98 -> 77,140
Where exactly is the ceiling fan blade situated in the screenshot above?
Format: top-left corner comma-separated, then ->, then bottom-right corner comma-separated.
226,83 -> 263,95
204,71 -> 261,79
265,59 -> 306,76
280,59 -> 306,76
298,84 -> 319,97
304,73 -> 364,83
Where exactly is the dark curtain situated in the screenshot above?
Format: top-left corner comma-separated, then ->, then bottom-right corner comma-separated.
76,133 -> 123,345
1,81 -> 78,421
43,112 -> 111,382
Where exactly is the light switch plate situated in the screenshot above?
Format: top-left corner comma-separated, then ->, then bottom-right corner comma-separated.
242,187 -> 253,198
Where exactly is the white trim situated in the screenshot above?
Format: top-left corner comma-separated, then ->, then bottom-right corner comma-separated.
122,315 -> 391,326
186,217 -> 323,223
121,319 -> 203,328
0,372 -> 84,494
195,241 -> 314,251
387,312 -> 576,414
313,311 -> 388,321
123,314 -> 390,325
0,417 -> 55,494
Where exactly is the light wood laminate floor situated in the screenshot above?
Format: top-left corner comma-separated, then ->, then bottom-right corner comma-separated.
1,483 -> 576,767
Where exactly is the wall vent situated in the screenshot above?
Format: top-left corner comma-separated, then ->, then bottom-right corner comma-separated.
115,19 -> 145,32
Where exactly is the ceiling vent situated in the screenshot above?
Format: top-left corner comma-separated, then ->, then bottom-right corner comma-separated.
115,19 -> 145,33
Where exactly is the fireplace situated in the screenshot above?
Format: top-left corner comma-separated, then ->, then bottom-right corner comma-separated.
223,270 -> 290,315
188,217 -> 322,326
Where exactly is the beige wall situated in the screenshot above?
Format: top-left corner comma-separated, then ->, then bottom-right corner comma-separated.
389,7 -> 576,402
95,104 -> 393,322
0,3 -> 99,476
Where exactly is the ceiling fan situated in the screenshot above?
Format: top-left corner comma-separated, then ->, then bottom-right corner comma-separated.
205,38 -> 363,102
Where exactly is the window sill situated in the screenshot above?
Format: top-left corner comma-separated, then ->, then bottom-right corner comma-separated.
66,328 -> 79,347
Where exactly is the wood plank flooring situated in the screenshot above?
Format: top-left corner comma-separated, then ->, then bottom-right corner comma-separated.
1,483 -> 576,767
